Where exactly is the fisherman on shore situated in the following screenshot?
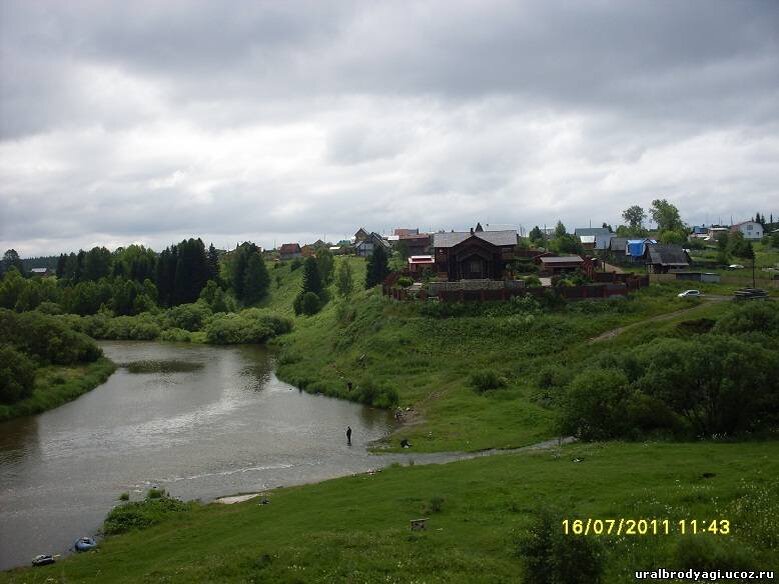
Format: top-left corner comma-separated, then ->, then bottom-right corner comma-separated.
346,426 -> 352,445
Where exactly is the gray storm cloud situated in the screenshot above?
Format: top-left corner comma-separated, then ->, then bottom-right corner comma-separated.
1,0 -> 777,255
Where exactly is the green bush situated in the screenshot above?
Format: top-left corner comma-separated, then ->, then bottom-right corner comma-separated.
165,302 -> 211,332
0,345 -> 36,404
159,327 -> 193,343
103,495 -> 194,535
36,301 -> 63,315
523,275 -> 542,287
559,368 -> 633,440
713,302 -> 779,337
293,291 -> 321,316
516,508 -> 604,584
468,369 -> 507,393
349,378 -> 399,408
397,276 -> 413,288
672,536 -> 757,571
0,309 -> 102,365
205,312 -> 292,345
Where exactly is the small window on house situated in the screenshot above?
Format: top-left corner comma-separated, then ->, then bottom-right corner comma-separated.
747,224 -> 753,231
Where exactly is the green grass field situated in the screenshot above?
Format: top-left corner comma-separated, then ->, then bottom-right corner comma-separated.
0,358 -> 116,422
3,441 -> 776,583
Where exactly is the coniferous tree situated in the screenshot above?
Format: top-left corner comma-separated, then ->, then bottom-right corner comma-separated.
243,253 -> 270,305
335,259 -> 354,297
528,226 -> 545,244
316,247 -> 335,285
82,247 -> 112,281
207,243 -> 220,282
365,246 -> 390,288
172,238 -> 209,305
302,256 -> 324,297
56,254 -> 67,279
2,249 -> 24,276
74,250 -> 86,283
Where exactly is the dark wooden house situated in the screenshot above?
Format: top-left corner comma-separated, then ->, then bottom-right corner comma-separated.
432,226 -> 517,280
279,243 -> 302,261
643,244 -> 691,273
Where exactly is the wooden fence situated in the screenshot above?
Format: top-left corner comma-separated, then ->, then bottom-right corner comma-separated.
383,276 -> 649,303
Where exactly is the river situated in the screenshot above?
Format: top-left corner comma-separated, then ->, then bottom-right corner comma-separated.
0,341 -> 398,570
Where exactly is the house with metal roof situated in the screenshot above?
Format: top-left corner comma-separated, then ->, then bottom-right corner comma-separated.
356,232 -> 390,257
643,244 -> 691,273
432,225 -> 517,281
730,221 -> 763,240
573,227 -> 615,250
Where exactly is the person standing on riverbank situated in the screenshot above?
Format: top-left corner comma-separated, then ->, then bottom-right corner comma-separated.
346,426 -> 352,445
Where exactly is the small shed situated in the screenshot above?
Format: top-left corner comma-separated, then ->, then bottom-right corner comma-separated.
408,255 -> 435,276
537,255 -> 584,275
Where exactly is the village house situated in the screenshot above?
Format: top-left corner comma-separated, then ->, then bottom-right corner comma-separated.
278,243 -> 302,261
353,227 -> 370,243
642,244 -> 691,273
432,224 -> 517,281
573,227 -> 615,250
29,267 -> 51,277
356,232 -> 391,257
730,220 -> 763,240
607,237 -> 629,262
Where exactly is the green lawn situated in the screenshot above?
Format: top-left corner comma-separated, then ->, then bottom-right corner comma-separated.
4,441 -> 777,583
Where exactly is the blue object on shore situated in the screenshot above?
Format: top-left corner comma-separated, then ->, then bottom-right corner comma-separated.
74,537 -> 97,552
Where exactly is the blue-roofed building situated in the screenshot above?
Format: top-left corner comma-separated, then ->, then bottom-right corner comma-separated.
627,239 -> 657,261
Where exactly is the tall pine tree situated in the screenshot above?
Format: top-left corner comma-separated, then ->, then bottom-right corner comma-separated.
365,246 -> 390,288
243,253 -> 270,305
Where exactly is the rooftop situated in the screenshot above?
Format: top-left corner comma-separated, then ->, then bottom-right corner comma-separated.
433,230 -> 517,248
539,255 -> 584,264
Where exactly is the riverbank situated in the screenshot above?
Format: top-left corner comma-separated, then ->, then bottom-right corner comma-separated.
0,358 -> 116,422
3,440 -> 777,583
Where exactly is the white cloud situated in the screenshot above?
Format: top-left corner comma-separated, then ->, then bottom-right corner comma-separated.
1,0 -> 777,256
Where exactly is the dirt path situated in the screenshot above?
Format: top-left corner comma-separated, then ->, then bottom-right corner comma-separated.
589,297 -> 728,343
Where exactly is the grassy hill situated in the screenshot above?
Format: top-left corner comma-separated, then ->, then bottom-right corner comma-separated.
274,259 -> 735,452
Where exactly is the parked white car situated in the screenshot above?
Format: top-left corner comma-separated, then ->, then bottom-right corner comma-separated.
728,264 -> 745,269
678,290 -> 702,298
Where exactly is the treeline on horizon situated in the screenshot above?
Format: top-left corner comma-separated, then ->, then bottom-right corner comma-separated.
0,239 -> 271,316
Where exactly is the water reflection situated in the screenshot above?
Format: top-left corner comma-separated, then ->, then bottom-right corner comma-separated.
0,416 -> 40,467
0,341 -> 394,570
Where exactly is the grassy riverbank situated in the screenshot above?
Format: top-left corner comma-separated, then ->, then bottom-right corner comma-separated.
3,440 -> 777,583
0,358 -> 116,422
0,357 -> 116,422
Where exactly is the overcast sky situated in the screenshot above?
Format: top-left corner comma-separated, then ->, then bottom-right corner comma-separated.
1,0 -> 777,256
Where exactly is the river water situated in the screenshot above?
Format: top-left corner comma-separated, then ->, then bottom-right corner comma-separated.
0,341 -> 398,570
